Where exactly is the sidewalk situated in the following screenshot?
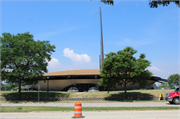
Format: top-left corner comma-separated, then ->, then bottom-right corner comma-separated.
1,102 -> 179,107
0,110 -> 180,119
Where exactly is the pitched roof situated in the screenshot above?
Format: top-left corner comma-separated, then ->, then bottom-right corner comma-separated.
42,69 -> 167,82
43,69 -> 100,76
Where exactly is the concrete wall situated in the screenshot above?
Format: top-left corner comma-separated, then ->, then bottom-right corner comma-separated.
33,79 -> 156,91
33,79 -> 99,91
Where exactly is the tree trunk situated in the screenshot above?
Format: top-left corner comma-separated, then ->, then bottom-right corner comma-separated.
124,83 -> 127,100
18,78 -> 21,101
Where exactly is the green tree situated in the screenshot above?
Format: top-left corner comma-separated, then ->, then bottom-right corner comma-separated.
101,0 -> 113,5
168,74 -> 180,89
3,83 -> 15,90
153,83 -> 158,89
159,82 -> 169,88
98,47 -> 152,99
148,0 -> 180,8
100,0 -> 180,8
1,32 -> 56,100
3,80 -> 18,90
0,82 -> 4,90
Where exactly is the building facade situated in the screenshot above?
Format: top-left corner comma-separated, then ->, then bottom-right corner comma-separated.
32,69 -> 167,92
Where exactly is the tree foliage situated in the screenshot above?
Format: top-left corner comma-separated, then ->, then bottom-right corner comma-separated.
100,0 -> 180,8
0,82 -> 4,90
167,74 -> 180,88
101,0 -> 114,5
2,82 -> 18,90
1,32 -> 56,100
98,47 -> 153,99
159,82 -> 169,88
149,0 -> 180,8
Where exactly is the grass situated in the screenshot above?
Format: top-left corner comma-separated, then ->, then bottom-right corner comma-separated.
0,100 -> 167,104
0,91 -> 70,98
0,89 -> 173,104
0,89 -> 174,98
0,106 -> 179,112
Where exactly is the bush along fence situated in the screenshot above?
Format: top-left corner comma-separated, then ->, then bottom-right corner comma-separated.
0,96 -> 161,101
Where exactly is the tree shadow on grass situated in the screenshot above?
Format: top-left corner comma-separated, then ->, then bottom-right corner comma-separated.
1,91 -> 158,102
106,91 -> 156,102
1,91 -> 70,102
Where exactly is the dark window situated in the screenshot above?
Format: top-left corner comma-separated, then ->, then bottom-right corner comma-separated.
175,88 -> 179,91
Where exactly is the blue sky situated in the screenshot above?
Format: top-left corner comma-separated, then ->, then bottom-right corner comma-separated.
1,1 -> 179,84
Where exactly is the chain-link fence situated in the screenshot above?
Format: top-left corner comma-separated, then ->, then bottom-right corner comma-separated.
0,96 -> 160,101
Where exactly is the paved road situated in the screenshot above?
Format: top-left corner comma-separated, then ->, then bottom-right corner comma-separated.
0,102 -> 179,107
0,110 -> 180,119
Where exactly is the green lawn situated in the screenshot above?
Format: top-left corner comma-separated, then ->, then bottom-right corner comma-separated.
0,89 -> 174,98
0,91 -> 70,98
0,100 -> 168,104
0,106 -> 179,112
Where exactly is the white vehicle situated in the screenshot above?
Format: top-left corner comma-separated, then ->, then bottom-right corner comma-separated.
88,87 -> 99,92
16,85 -> 35,91
67,87 -> 79,92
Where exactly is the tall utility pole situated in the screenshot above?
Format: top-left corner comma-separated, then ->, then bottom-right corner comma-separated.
99,55 -> 101,69
100,7 -> 104,69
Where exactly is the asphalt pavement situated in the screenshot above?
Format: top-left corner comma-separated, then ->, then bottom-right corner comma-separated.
0,110 -> 180,119
0,102 -> 180,107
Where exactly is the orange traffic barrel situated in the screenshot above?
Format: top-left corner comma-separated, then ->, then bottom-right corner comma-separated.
72,102 -> 84,118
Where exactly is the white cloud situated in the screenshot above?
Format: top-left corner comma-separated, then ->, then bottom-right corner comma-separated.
48,58 -> 61,67
46,48 -> 96,73
47,58 -> 61,72
47,57 -> 98,73
148,66 -> 161,72
147,64 -> 180,79
147,65 -> 166,78
116,38 -> 153,47
63,48 -> 91,64
34,27 -> 77,40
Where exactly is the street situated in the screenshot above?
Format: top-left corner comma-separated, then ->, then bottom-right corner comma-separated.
1,102 -> 179,119
1,102 -> 179,107
0,110 -> 180,119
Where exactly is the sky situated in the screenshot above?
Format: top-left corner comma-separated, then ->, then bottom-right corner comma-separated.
1,0 -> 179,85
